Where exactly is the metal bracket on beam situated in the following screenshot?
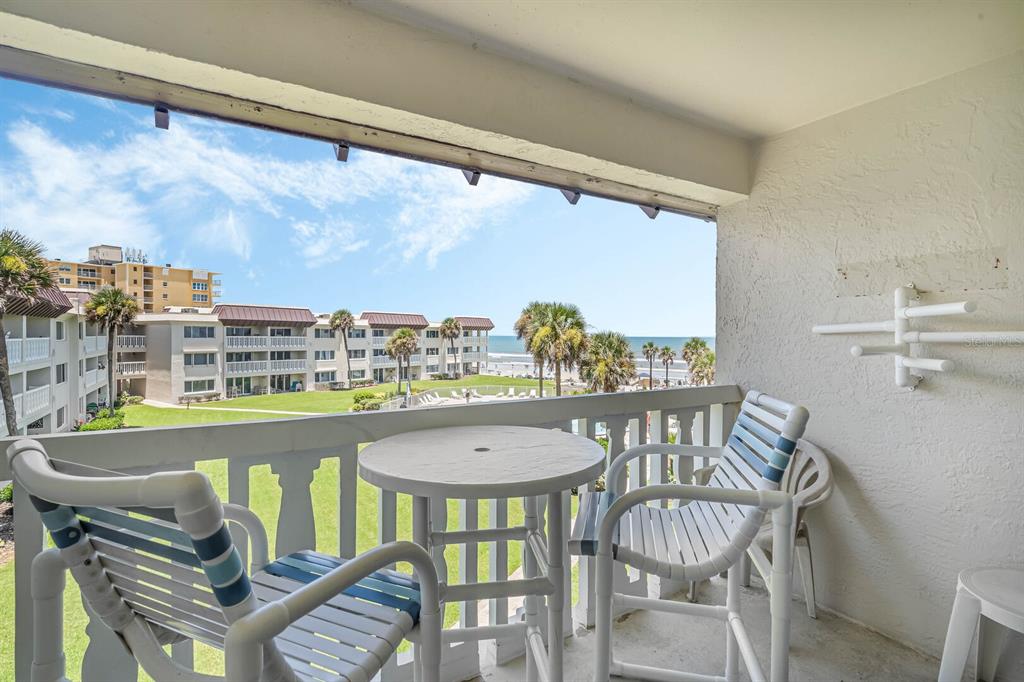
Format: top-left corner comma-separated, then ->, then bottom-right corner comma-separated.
154,105 -> 169,130
462,169 -> 481,186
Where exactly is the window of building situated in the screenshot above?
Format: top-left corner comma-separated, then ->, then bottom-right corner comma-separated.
315,371 -> 336,383
185,352 -> 216,366
55,321 -> 64,341
133,279 -> 138,285
348,329 -> 366,338
314,328 -> 335,339
349,369 -> 366,380
55,363 -> 67,384
184,379 -> 215,394
373,348 -> 388,357
269,328 -> 292,337
372,368 -> 386,383
270,351 -> 292,360
192,282 -> 209,291
226,327 -> 253,336
463,330 -> 471,337
315,350 -> 335,361
58,277 -> 72,285
372,329 -> 387,337
57,407 -> 66,429
162,293 -> 168,300
226,352 -> 253,362
162,281 -> 168,287
463,346 -> 473,353
192,294 -> 209,303
184,326 -> 215,339
348,349 -> 367,359
426,365 -> 439,374
425,330 -> 439,338
426,348 -> 439,356
57,264 -> 71,272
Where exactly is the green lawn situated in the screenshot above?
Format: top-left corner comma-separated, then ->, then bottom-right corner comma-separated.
1,382 -> 580,680
211,375 -> 550,413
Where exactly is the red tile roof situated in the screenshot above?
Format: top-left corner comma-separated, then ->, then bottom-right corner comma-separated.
360,312 -> 429,329
6,287 -> 73,318
214,304 -> 316,327
454,316 -> 495,331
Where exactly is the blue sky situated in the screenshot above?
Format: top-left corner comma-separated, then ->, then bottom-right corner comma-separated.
0,78 -> 716,336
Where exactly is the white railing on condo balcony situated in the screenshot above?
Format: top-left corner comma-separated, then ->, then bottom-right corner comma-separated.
270,336 -> 305,349
20,385 -> 50,418
84,336 -> 107,354
371,336 -> 388,347
226,360 -> 269,374
372,355 -> 397,366
117,335 -> 146,350
85,369 -> 100,387
116,361 -> 146,376
225,335 -> 267,349
269,359 -> 307,372
3,384 -> 743,682
6,337 -> 50,366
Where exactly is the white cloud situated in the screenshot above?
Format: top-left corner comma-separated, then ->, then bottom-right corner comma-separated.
290,219 -> 369,268
0,116 -> 534,268
195,210 -> 251,261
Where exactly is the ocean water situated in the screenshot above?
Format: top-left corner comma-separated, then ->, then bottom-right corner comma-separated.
486,335 -> 715,356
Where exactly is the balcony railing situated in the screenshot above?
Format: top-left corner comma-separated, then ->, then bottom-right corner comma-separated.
225,336 -> 306,349
4,384 -> 743,681
226,360 -> 269,374
85,368 -> 100,387
116,361 -> 146,376
269,359 -> 307,372
84,336 -> 107,354
372,355 -> 396,366
6,337 -> 50,366
117,335 -> 146,350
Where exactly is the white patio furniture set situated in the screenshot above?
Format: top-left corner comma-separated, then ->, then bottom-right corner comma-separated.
10,388 -> 856,682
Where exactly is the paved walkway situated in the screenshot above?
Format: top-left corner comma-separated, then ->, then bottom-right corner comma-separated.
141,399 -> 323,416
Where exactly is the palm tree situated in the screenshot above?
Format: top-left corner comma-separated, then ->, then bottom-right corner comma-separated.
514,301 -> 546,395
689,349 -> 716,386
682,337 -> 710,367
438,317 -> 462,379
0,230 -> 55,435
658,345 -> 675,388
581,331 -> 637,393
85,287 -> 139,406
385,327 -> 418,395
529,302 -> 587,396
329,309 -> 354,388
642,341 -> 658,390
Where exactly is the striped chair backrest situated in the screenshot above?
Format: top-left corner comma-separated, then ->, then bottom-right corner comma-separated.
29,459 -> 249,649
713,390 -> 810,495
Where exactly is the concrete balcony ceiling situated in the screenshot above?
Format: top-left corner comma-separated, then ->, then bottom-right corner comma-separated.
3,2 -> 1017,215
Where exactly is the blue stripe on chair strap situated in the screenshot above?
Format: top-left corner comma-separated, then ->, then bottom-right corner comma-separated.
763,464 -> 785,484
727,435 -> 767,477
203,548 -> 244,587
775,436 -> 797,455
736,412 -> 779,445
293,550 -> 420,590
192,523 -> 233,561
263,557 -> 421,621
210,573 -> 252,608
274,555 -> 422,603
76,506 -> 193,549
768,450 -> 791,471
79,520 -> 202,568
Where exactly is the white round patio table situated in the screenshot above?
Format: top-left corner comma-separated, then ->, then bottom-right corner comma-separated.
359,425 -> 606,682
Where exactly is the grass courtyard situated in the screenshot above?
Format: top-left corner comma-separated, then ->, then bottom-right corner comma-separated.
0,375 -> 576,680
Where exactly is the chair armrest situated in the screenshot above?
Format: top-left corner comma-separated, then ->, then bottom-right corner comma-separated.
225,541 -> 441,680
222,503 -> 270,572
598,484 -> 792,551
606,443 -> 723,496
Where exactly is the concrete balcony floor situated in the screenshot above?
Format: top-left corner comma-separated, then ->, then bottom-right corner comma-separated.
480,577 -> 937,681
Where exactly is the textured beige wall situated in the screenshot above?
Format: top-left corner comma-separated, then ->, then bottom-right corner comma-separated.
717,53 -> 1024,659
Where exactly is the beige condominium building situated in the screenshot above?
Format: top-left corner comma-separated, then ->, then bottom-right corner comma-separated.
48,244 -> 221,313
1,288 -> 111,436
119,305 -> 493,403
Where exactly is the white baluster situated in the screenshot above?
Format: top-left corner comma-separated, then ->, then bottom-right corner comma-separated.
270,452 -> 321,557
13,484 -> 43,682
228,459 -> 251,568
489,497 -> 518,664
338,444 -> 358,559
573,417 -> 599,629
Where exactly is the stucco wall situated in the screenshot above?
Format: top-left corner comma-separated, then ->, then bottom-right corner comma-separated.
717,52 -> 1024,662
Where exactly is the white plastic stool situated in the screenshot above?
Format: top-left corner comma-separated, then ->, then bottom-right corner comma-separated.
938,567 -> 1024,682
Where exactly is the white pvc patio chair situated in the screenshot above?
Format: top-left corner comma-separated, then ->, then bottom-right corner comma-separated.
742,438 -> 833,618
528,389 -> 538,399
569,390 -> 809,682
451,391 -> 460,399
8,439 -> 442,682
506,388 -> 517,398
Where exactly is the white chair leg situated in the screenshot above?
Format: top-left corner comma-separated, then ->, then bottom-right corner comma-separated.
740,551 -> 752,588
938,586 -> 982,682
594,550 -> 614,682
795,536 -> 816,619
688,580 -> 699,603
976,617 -> 1006,682
418,608 -> 442,682
725,565 -> 740,682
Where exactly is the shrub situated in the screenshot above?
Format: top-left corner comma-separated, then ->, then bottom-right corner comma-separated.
358,398 -> 383,412
118,392 -> 143,406
352,390 -> 377,404
0,483 -> 12,503
78,408 -> 126,431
